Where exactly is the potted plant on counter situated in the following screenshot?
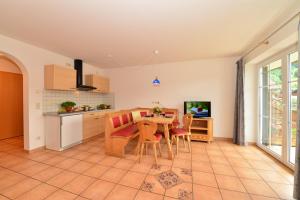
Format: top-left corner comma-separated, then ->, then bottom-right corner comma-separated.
61,101 -> 76,112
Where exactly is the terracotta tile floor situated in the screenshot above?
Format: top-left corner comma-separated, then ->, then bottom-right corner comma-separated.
0,136 -> 295,200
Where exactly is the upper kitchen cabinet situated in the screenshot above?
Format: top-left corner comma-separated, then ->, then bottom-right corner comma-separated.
85,74 -> 110,93
44,65 -> 76,91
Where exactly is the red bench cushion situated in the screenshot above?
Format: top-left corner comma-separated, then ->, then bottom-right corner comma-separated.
112,116 -> 121,128
140,111 -> 147,117
122,114 -> 129,124
111,124 -> 138,137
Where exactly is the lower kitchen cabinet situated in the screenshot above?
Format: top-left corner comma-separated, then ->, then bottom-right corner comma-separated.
83,112 -> 105,140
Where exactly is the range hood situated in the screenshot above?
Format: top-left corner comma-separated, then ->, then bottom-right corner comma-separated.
74,59 -> 97,91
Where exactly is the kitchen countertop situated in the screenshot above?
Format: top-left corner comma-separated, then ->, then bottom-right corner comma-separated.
44,109 -> 113,117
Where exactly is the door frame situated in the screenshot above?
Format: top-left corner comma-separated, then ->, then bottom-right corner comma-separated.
0,51 -> 29,150
257,44 -> 297,170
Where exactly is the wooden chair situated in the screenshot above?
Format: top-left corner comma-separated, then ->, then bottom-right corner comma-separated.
162,108 -> 180,128
137,120 -> 162,166
171,114 -> 193,155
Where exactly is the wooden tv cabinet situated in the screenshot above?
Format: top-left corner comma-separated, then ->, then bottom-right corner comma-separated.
190,117 -> 213,143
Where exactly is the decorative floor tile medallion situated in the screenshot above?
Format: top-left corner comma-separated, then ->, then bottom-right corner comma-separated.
156,170 -> 182,189
141,181 -> 155,192
178,189 -> 192,200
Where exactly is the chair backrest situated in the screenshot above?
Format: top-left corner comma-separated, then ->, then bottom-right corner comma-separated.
183,114 -> 193,132
131,108 -> 152,123
137,120 -> 158,142
162,108 -> 179,119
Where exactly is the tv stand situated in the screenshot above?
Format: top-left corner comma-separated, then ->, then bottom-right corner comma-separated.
190,117 -> 213,143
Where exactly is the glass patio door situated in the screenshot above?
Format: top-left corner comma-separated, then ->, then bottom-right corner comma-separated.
259,60 -> 283,156
258,48 -> 298,169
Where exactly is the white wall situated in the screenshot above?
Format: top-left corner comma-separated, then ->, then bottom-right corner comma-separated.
244,63 -> 259,143
0,34 -> 104,150
105,57 -> 239,139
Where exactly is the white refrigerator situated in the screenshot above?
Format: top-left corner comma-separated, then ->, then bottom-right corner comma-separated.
45,114 -> 83,151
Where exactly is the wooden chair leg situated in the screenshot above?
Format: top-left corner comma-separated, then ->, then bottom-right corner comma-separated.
187,135 -> 191,153
145,144 -> 148,155
171,135 -> 174,145
183,135 -> 186,149
139,143 -> 144,163
153,143 -> 158,167
176,136 -> 179,155
135,141 -> 141,156
158,142 -> 162,157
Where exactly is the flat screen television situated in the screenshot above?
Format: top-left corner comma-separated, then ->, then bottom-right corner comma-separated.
184,101 -> 211,118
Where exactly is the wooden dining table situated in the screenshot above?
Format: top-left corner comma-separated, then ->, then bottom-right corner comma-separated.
138,115 -> 175,160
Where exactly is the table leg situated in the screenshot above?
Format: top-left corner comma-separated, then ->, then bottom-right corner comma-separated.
134,134 -> 142,156
164,124 -> 174,160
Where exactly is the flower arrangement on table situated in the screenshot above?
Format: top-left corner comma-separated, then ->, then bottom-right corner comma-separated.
153,106 -> 162,116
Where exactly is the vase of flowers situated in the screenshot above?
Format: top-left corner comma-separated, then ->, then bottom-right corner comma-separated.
153,106 -> 162,116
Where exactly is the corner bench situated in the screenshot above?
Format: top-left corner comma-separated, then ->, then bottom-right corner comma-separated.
105,110 -> 140,157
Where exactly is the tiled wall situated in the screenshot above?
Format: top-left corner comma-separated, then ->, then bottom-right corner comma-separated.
43,90 -> 114,112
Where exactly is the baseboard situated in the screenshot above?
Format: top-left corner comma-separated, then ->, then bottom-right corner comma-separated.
213,137 -> 232,141
247,141 -> 256,146
25,146 -> 45,153
213,138 -> 257,146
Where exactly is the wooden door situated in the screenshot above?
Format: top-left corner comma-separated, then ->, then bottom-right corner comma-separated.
0,71 -> 23,140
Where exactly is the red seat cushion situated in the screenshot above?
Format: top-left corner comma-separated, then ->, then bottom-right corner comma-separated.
112,116 -> 121,128
111,124 -> 138,137
122,114 -> 129,124
171,128 -> 187,136
154,133 -> 163,141
140,111 -> 147,117
172,120 -> 180,127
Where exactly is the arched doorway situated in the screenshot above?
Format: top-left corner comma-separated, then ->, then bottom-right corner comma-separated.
0,52 -> 29,150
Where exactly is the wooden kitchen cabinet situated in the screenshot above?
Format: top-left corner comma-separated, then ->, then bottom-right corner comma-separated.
85,74 -> 109,93
44,64 -> 76,91
83,112 -> 106,140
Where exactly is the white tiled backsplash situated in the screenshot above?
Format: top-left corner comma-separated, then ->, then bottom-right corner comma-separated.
43,90 -> 114,112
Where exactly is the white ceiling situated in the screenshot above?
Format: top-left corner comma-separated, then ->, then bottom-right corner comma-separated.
0,0 -> 297,68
